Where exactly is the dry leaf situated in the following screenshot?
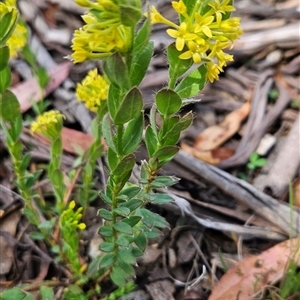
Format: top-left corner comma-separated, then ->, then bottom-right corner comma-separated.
194,102 -> 251,151
181,143 -> 234,164
11,61 -> 72,112
208,237 -> 300,300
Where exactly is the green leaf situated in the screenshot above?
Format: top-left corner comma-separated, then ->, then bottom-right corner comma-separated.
107,148 -> 119,171
145,126 -> 158,157
99,242 -> 115,252
28,231 -> 44,240
118,247 -> 135,264
113,154 -> 135,177
114,87 -> 143,125
114,207 -> 130,217
0,90 -> 20,121
102,114 -> 117,153
152,194 -> 174,204
120,4 -> 142,27
141,226 -> 161,239
51,137 -> 62,156
167,43 -> 193,86
152,176 -> 179,187
133,17 -> 151,54
51,169 -> 63,188
0,66 -> 11,94
131,247 -> 144,257
103,52 -> 130,90
113,221 -> 133,235
99,191 -> 112,205
36,67 -> 50,89
122,112 -> 144,155
0,45 -> 9,71
98,208 -> 113,221
40,286 -> 55,300
98,225 -> 114,237
130,41 -> 154,86
138,208 -> 155,228
122,215 -> 141,227
99,253 -> 116,268
117,259 -> 135,276
153,213 -> 169,228
134,231 -> 147,251
1,288 -> 26,300
155,89 -> 182,116
110,266 -> 127,287
107,83 -> 122,119
153,146 -> 179,164
175,65 -> 207,98
116,235 -> 130,247
119,199 -> 142,212
119,186 -> 141,200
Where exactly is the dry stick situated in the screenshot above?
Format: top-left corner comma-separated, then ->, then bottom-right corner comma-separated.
218,79 -> 292,168
174,150 -> 300,236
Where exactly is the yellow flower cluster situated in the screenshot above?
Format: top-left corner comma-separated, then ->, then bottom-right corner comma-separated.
150,0 -> 243,82
61,200 -> 86,231
30,110 -> 65,136
76,68 -> 109,112
71,0 -> 131,63
1,0 -> 27,58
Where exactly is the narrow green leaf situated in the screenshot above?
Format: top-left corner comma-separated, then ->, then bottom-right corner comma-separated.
114,87 -> 143,125
0,90 -> 20,121
141,226 -> 161,239
152,176 -> 179,187
117,259 -> 135,276
51,169 -> 63,188
133,17 -> 151,54
99,191 -> 112,205
107,148 -> 119,171
122,112 -> 144,155
103,53 -> 130,90
113,154 -> 135,177
144,126 -> 158,157
153,213 -> 169,228
175,65 -> 207,98
153,146 -> 179,163
102,114 -> 117,152
98,208 -> 113,221
0,45 -> 9,71
155,89 -> 182,116
28,231 -> 44,240
130,41 -> 154,86
113,221 -> 133,235
99,253 -> 116,268
119,186 -> 141,200
107,83 -> 122,119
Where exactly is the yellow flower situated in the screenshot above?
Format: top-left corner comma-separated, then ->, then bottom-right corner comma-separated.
30,110 -> 65,138
172,0 -> 187,15
76,68 -> 109,112
179,39 -> 209,64
206,62 -> 223,83
194,13 -> 214,38
167,22 -> 197,51
7,21 -> 27,58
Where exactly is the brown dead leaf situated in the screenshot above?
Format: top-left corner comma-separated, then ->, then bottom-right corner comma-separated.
194,102 -> 251,151
208,237 -> 300,300
11,61 -> 72,112
31,127 -> 95,155
181,143 -> 234,164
